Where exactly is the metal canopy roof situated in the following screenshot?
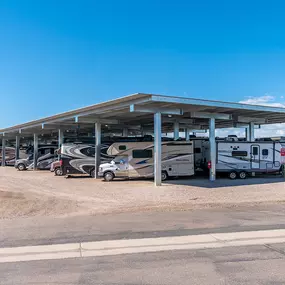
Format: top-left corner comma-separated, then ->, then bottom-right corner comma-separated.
1,93 -> 285,138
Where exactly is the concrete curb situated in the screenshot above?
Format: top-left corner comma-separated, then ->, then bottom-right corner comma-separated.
1,229 -> 285,263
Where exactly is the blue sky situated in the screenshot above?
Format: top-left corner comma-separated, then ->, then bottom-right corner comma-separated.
1,0 -> 285,133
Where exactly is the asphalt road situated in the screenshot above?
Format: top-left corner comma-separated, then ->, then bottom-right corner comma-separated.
1,205 -> 285,284
1,204 -> 285,247
1,243 -> 285,285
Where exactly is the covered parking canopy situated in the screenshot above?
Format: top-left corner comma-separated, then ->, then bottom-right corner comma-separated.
1,93 -> 285,186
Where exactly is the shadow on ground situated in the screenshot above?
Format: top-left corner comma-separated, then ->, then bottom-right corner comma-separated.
165,174 -> 285,188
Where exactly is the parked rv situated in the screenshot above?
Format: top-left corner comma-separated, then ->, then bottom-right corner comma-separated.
0,146 -> 28,166
60,136 -> 157,177
15,145 -> 58,171
98,141 -> 194,181
203,140 -> 285,179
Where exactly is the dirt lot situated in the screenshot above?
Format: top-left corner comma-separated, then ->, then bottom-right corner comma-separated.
0,167 -> 285,219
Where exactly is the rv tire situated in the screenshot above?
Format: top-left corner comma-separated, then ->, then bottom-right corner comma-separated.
161,171 -> 168,181
104,171 -> 115,182
239,171 -> 247,179
55,167 -> 63,176
229,171 -> 237,179
17,163 -> 26,171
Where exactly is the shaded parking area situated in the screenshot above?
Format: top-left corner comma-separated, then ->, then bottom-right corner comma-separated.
0,167 -> 285,219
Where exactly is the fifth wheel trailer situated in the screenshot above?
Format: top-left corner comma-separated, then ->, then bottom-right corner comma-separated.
98,141 -> 194,181
203,141 -> 285,179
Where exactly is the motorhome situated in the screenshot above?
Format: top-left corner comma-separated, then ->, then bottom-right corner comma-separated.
0,147 -> 16,166
0,146 -> 28,166
15,145 -> 58,171
60,136 -> 156,177
98,141 -> 194,181
203,140 -> 285,179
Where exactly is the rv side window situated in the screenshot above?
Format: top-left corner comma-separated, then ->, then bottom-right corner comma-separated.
194,148 -> 201,154
132,149 -> 152,158
262,149 -> 269,156
232,151 -> 247,157
50,148 -> 55,155
119,145 -> 127,151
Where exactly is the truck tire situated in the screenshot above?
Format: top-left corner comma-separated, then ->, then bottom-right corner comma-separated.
239,171 -> 247,179
229,171 -> 237,179
17,163 -> 26,171
104,171 -> 115,182
161,171 -> 168,181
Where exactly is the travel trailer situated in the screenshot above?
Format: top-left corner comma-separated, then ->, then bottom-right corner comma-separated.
98,141 -> 194,181
15,145 -> 58,171
203,140 -> 285,179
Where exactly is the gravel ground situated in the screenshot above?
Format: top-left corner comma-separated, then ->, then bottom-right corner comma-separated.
0,167 -> 285,219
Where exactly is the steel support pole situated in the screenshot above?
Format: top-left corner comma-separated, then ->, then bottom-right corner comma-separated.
185,128 -> 190,141
123,127 -> 128,137
1,138 -> 6,167
154,112 -> 162,186
245,127 -> 250,141
94,122 -> 101,179
15,135 -> 20,160
174,121 -> 179,140
58,129 -> 64,148
33,133 -> 38,171
209,118 -> 216,181
140,126 -> 145,137
249,122 -> 255,142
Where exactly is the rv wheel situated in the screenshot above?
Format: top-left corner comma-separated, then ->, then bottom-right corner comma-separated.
161,171 -> 168,181
17,163 -> 26,171
229,171 -> 237,180
239,171 -> 247,179
55,168 -> 63,176
104,171 -> 115,182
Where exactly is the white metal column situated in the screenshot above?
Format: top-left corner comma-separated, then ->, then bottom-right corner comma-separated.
245,127 -> 250,141
185,128 -> 190,141
94,122 -> 101,179
33,134 -> 38,171
123,127 -> 128,137
174,121 -> 179,140
1,138 -> 6,167
154,112 -> 162,186
249,122 -> 255,142
15,135 -> 20,160
209,118 -> 216,181
58,129 -> 64,148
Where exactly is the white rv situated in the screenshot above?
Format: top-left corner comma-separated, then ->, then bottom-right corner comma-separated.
203,141 -> 285,179
98,141 -> 194,181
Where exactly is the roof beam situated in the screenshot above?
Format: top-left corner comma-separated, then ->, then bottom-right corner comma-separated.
151,95 -> 285,113
130,104 -> 183,115
235,116 -> 267,124
234,123 -> 261,129
75,117 -> 119,124
162,118 -> 194,124
191,112 -> 232,120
